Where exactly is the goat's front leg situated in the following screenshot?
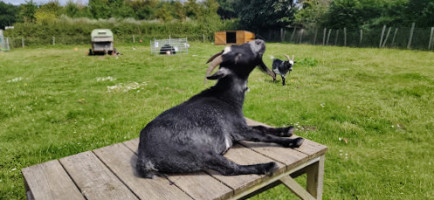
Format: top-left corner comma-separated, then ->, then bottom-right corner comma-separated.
250,125 -> 294,137
281,75 -> 286,86
237,128 -> 304,148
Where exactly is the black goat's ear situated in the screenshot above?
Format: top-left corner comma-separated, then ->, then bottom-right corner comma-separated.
234,53 -> 242,64
206,68 -> 229,80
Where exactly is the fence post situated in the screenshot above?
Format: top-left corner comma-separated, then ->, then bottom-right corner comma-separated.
299,29 -> 304,43
379,25 -> 386,48
407,22 -> 415,49
280,28 -> 284,42
382,27 -> 392,47
428,27 -> 433,50
391,28 -> 398,47
22,37 -> 25,48
326,29 -> 332,45
133,35 -> 135,43
290,27 -> 297,43
313,28 -> 318,45
359,29 -> 363,46
203,34 -> 206,43
6,37 -> 10,50
344,27 -> 347,46
52,36 -> 55,46
334,29 -> 339,46
323,28 -> 326,45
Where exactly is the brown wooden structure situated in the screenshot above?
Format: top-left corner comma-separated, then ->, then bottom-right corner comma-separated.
214,31 -> 255,45
22,118 -> 327,200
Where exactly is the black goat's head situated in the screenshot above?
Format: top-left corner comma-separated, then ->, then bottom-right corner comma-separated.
205,40 -> 275,81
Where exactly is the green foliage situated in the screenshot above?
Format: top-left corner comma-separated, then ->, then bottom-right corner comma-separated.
237,0 -> 297,30
0,43 -> 433,199
216,0 -> 237,19
185,0 -> 202,20
3,17 -> 236,45
19,0 -> 37,23
406,0 -> 434,27
155,3 -> 173,22
294,0 -> 329,29
35,1 -> 62,24
0,2 -> 19,29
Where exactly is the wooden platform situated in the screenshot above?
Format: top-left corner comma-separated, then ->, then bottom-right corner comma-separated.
22,118 -> 327,200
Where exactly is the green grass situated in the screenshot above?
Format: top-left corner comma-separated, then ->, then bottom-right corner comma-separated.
0,43 -> 433,199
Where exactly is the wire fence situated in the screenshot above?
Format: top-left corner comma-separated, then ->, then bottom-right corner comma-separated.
3,33 -> 214,49
256,24 -> 434,51
3,24 -> 434,51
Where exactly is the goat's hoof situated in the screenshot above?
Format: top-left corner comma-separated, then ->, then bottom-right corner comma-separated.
293,137 -> 304,148
285,137 -> 304,148
259,162 -> 278,175
281,126 -> 294,137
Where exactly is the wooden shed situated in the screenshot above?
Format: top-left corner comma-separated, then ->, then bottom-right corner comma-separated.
214,30 -> 255,45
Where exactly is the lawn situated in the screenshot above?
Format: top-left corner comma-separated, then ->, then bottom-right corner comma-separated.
0,42 -> 433,199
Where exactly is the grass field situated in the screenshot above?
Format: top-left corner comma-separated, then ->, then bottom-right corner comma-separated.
0,42 -> 433,199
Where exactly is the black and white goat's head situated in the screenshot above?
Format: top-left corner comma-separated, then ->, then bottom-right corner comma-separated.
283,55 -> 295,72
205,40 -> 276,82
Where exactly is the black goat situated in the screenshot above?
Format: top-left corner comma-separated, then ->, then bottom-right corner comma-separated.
272,55 -> 295,86
137,40 -> 304,178
159,44 -> 176,55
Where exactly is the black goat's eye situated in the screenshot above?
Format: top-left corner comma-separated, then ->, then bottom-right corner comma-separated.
255,40 -> 261,45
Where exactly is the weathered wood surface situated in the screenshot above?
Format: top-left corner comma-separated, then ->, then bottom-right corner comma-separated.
21,160 -> 84,200
22,118 -> 327,200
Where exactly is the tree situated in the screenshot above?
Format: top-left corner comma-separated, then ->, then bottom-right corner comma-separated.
294,0 -> 330,28
237,0 -> 297,30
0,2 -> 19,29
155,3 -> 173,22
19,0 -> 37,23
185,0 -> 201,20
128,0 -> 159,20
35,1 -> 62,24
172,1 -> 186,21
216,0 -> 237,19
406,0 -> 434,27
89,0 -> 111,19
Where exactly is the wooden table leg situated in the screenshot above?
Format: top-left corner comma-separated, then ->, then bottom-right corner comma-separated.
306,155 -> 325,199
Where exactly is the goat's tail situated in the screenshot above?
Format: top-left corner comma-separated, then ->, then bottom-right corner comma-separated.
269,55 -> 275,60
136,155 -> 157,179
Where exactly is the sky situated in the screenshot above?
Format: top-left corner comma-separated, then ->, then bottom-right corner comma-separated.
1,0 -> 89,6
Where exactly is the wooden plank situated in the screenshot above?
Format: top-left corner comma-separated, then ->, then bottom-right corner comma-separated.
22,160 -> 84,200
209,144 -> 286,196
124,138 -> 139,152
93,143 -> 192,200
169,172 -> 233,200
280,175 -> 316,200
124,138 -> 232,200
59,151 -> 138,200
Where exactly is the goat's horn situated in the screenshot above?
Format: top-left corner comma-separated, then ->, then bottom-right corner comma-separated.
284,55 -> 291,61
292,55 -> 295,61
206,50 -> 223,64
204,55 -> 223,83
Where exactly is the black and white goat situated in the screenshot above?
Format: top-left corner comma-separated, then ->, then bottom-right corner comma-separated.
271,55 -> 295,86
137,40 -> 304,178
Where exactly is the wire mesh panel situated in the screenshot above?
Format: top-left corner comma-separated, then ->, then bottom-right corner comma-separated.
150,38 -> 189,55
